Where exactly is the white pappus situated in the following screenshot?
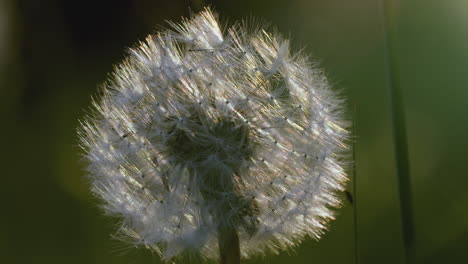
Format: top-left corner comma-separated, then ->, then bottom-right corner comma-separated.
78,7 -> 350,262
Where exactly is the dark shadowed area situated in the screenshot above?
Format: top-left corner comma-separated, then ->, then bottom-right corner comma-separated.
2,0 -> 468,263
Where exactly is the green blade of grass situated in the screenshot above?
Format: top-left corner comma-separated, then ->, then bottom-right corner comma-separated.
352,105 -> 359,264
381,0 -> 415,262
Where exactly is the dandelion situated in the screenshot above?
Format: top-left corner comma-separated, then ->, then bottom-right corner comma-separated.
78,7 -> 349,263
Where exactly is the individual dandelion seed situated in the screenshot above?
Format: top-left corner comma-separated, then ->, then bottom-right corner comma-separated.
78,7 -> 349,264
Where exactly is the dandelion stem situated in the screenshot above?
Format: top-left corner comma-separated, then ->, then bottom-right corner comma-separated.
381,0 -> 414,262
218,226 -> 241,264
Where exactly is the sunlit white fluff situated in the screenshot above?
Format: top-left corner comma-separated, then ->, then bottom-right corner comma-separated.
78,8 -> 349,261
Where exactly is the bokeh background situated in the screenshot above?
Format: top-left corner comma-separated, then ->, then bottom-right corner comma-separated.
2,0 -> 468,263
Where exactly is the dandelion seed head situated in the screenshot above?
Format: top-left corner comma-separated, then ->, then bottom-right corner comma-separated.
79,8 -> 349,261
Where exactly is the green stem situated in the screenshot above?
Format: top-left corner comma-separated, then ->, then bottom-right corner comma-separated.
218,226 -> 240,264
381,0 -> 414,262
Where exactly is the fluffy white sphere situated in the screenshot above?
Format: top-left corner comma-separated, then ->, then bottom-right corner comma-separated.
79,8 -> 349,261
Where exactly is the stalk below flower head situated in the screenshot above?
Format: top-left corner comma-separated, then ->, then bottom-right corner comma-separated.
79,8 -> 349,262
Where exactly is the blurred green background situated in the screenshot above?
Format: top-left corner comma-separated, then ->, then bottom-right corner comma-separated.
2,0 -> 468,263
